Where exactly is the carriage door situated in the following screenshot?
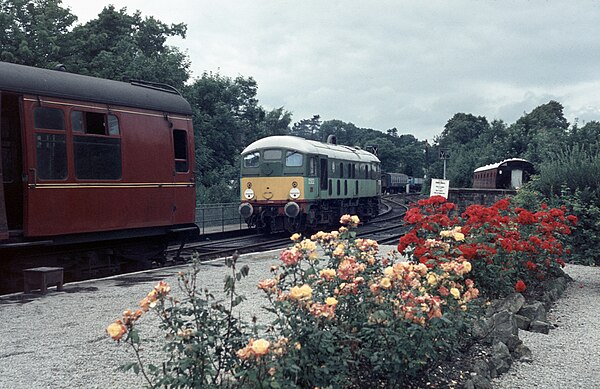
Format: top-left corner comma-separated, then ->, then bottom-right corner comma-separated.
511,169 -> 524,189
319,157 -> 328,197
0,93 -> 24,236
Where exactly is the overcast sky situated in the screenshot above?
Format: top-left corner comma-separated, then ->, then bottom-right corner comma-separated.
60,0 -> 600,141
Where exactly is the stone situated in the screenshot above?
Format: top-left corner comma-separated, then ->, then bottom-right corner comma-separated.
513,343 -> 533,362
518,301 -> 547,323
514,314 -> 531,330
529,320 -> 551,334
490,341 -> 512,377
490,311 -> 521,351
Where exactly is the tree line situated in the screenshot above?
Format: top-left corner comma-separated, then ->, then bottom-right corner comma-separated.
3,0 -> 600,205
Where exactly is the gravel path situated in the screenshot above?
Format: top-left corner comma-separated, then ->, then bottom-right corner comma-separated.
0,250 -> 286,389
492,264 -> 600,389
1,249 -> 598,388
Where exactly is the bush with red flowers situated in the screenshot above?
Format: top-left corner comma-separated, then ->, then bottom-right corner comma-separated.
398,196 -> 576,298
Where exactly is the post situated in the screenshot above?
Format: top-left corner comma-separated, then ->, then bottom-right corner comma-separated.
439,149 -> 450,180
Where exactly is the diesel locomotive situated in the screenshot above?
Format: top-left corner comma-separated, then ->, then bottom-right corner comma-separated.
238,135 -> 381,233
0,61 -> 197,292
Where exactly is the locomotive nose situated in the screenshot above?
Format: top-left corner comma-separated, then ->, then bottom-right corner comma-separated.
239,203 -> 254,218
284,202 -> 300,218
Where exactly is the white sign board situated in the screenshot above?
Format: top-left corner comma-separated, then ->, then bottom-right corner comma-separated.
429,178 -> 450,199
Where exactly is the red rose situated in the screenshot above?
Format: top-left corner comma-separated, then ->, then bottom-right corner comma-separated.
515,280 -> 527,293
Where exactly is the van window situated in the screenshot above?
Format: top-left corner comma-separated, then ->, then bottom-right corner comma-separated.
173,129 -> 188,172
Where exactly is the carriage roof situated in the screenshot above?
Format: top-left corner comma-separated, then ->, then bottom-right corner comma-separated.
0,61 -> 192,115
473,158 -> 531,173
242,135 -> 380,163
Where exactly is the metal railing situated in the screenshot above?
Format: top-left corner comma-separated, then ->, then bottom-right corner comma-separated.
195,202 -> 245,234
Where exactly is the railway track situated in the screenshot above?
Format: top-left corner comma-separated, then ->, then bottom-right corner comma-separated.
3,194 -> 422,295
165,193 -> 422,263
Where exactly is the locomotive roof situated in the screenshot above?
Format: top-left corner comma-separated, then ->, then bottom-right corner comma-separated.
0,61 -> 192,115
474,158 -> 531,172
242,135 -> 380,163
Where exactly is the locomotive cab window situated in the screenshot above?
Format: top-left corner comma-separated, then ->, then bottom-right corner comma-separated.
34,107 -> 67,180
263,149 -> 282,160
72,110 -> 121,180
173,129 -> 189,172
243,152 -> 260,168
285,151 -> 303,167
309,157 -> 317,176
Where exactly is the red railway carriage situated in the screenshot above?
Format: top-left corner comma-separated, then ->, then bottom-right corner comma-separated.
472,158 -> 534,189
0,62 -> 197,289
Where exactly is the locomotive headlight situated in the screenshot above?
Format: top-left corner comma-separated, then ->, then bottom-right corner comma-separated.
289,187 -> 301,199
244,188 -> 255,200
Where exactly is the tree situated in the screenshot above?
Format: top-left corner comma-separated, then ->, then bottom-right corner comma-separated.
505,101 -> 569,165
61,5 -> 189,88
0,0 -> 76,66
439,113 -> 490,147
290,115 -> 322,141
185,72 -> 291,203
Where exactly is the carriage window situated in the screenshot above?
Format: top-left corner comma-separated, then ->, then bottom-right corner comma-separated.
263,149 -> 282,160
72,110 -> 122,180
36,133 -> 67,179
71,110 -> 107,135
173,129 -> 188,172
285,151 -> 303,167
74,136 -> 121,179
34,107 -> 65,130
339,163 -> 344,178
366,165 -> 370,179
108,114 -> 120,135
243,152 -> 260,167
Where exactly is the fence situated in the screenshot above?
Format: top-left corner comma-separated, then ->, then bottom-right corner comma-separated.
195,202 -> 246,234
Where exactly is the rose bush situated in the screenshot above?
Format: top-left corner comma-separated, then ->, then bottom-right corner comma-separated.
108,214 -> 481,388
233,215 -> 480,387
397,196 -> 576,298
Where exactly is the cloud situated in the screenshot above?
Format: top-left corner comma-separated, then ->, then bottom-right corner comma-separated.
60,0 -> 600,140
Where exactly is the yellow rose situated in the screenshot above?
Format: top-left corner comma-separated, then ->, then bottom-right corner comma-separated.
325,297 -> 338,306
319,268 -> 337,279
380,277 -> 392,289
450,287 -> 461,299
106,321 -> 126,341
300,239 -> 316,251
440,230 -> 452,238
251,338 -> 270,356
290,233 -> 301,241
462,261 -> 472,273
383,266 -> 394,277
290,284 -> 313,300
426,273 -> 438,286
453,232 -> 465,241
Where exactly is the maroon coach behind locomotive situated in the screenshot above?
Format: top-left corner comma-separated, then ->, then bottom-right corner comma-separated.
0,62 -> 197,267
